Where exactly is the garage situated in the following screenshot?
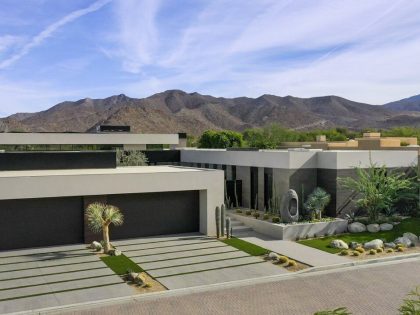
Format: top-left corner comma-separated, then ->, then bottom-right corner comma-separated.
0,197 -> 84,251
107,190 -> 199,240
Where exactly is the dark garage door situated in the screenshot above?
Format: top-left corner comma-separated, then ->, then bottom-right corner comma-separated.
0,197 -> 84,251
108,191 -> 199,240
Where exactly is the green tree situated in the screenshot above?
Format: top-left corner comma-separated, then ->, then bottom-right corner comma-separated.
198,130 -> 243,148
85,203 -> 124,254
304,187 -> 331,219
116,149 -> 148,166
339,163 -> 413,222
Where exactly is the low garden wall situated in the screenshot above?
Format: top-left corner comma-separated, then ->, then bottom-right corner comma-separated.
228,211 -> 348,240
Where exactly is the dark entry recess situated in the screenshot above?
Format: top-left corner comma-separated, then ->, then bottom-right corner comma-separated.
0,197 -> 84,251
225,180 -> 242,207
107,191 -> 199,240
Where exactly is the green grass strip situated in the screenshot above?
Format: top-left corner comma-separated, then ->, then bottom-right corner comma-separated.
101,254 -> 143,275
0,282 -> 123,303
221,238 -> 270,256
156,260 -> 266,278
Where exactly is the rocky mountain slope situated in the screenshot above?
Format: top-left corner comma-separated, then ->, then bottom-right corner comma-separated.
384,94 -> 420,112
1,90 -> 420,135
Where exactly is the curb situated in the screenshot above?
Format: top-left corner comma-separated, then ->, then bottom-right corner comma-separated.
8,254 -> 420,315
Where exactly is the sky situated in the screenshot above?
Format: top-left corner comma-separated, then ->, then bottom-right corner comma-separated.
1,0 -> 420,116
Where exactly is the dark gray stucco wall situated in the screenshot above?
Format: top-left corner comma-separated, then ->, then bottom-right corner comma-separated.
0,197 -> 84,251
107,191 -> 199,240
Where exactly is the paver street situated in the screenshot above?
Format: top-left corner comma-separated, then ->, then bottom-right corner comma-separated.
59,258 -> 420,315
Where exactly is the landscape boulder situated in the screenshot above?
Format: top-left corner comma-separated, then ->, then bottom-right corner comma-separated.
363,239 -> 383,250
330,239 -> 349,249
90,241 -> 102,251
394,237 -> 412,248
384,242 -> 396,249
268,252 -> 280,261
349,241 -> 361,249
109,249 -> 122,256
348,222 -> 366,233
367,224 -> 380,233
403,233 -> 418,246
379,223 -> 393,231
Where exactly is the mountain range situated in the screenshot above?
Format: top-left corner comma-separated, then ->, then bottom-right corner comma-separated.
1,90 -> 420,136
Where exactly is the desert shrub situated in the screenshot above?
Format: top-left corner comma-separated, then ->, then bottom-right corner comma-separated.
376,248 -> 383,253
272,217 -> 280,223
235,209 -> 243,214
245,210 -> 252,216
314,307 -> 351,315
287,260 -> 297,267
355,247 -> 365,253
353,251 -> 360,256
253,212 -> 260,219
387,248 -> 394,253
263,213 -> 270,220
369,249 -> 376,255
340,250 -> 349,256
399,286 -> 420,314
277,256 -> 289,264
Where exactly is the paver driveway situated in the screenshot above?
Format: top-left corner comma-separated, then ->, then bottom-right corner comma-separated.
113,233 -> 287,290
0,244 -> 134,314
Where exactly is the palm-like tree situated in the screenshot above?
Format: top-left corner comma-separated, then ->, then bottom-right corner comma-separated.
304,187 -> 331,220
85,203 -> 124,254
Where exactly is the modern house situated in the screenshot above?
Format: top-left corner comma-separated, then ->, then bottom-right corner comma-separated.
0,130 -> 418,251
180,148 -> 419,217
0,150 -> 223,251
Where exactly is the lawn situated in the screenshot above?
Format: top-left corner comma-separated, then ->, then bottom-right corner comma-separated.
101,254 -> 143,275
298,218 -> 420,254
222,237 -> 270,256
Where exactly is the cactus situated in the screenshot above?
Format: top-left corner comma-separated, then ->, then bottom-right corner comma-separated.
221,204 -> 226,237
254,193 -> 258,210
215,206 -> 220,238
225,217 -> 231,239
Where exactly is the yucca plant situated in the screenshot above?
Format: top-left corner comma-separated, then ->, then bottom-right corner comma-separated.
304,187 -> 331,220
85,203 -> 124,254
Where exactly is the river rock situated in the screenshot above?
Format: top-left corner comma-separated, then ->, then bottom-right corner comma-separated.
349,241 -> 361,249
379,223 -> 393,231
90,241 -> 102,251
394,237 -> 412,248
384,242 -> 396,249
109,249 -> 122,256
403,233 -> 418,246
348,222 -> 366,233
268,252 -> 280,260
367,224 -> 380,233
330,239 -> 349,249
363,239 -> 383,250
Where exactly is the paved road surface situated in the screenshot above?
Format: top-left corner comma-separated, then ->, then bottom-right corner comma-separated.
57,258 -> 420,315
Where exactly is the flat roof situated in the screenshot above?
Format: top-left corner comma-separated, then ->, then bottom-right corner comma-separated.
0,133 -> 179,145
0,165 -> 216,178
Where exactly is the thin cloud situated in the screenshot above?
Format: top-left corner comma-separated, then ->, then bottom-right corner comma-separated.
0,0 -> 112,69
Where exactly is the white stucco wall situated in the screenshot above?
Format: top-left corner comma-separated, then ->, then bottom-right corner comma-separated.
0,166 -> 224,236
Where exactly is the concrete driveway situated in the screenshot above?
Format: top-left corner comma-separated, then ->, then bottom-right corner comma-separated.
0,244 -> 133,314
114,233 -> 287,289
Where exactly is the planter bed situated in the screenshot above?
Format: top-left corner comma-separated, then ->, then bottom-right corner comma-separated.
228,210 -> 348,241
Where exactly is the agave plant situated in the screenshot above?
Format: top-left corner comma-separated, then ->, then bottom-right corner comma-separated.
304,187 -> 331,220
85,203 -> 124,254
